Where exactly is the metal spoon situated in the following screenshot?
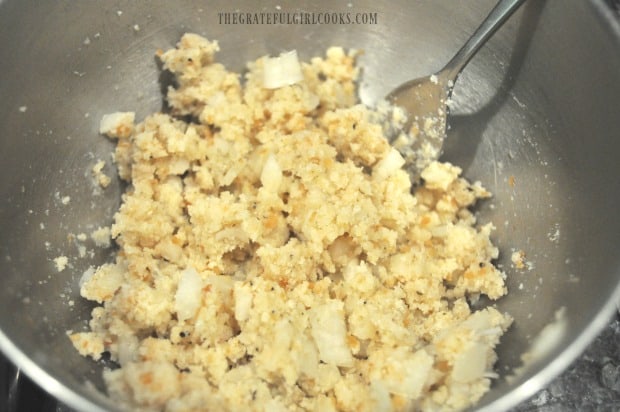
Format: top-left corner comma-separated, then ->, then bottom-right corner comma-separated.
387,0 -> 527,179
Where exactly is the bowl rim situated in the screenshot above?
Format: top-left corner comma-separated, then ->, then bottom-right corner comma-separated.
476,1 -> 620,409
0,1 -> 619,411
0,331 -> 113,411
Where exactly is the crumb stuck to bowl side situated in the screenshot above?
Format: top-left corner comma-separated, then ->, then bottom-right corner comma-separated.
70,33 -> 511,412
53,255 -> 69,272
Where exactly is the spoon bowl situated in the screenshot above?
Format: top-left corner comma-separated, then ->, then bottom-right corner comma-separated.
386,0 -> 527,179
387,72 -> 450,180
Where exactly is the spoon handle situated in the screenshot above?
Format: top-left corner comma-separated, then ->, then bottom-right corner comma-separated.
442,0 -> 527,81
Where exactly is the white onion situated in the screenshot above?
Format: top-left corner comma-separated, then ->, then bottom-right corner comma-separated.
452,343 -> 488,383
373,148 -> 405,180
263,50 -> 304,89
260,154 -> 282,192
234,283 -> 253,322
393,349 -> 433,398
175,267 -> 203,321
309,300 -> 354,367
79,266 -> 96,289
117,334 -> 139,366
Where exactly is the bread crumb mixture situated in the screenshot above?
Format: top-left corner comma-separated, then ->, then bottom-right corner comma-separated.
71,34 -> 511,412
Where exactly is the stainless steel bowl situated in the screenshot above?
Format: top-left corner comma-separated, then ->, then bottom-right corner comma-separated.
1,1 -> 619,411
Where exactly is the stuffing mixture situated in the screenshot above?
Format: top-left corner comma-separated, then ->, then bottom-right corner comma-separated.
70,33 -> 511,411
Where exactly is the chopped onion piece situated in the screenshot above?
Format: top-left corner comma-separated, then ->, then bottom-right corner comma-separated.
260,154 -> 282,192
309,300 -> 354,367
369,347 -> 434,399
263,50 -> 304,89
175,267 -> 203,321
373,148 -> 406,179
452,343 -> 488,383
79,266 -> 96,289
234,283 -> 253,322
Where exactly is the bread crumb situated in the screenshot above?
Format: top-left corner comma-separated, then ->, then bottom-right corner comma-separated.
91,226 -> 111,248
53,256 -> 69,272
511,250 -> 526,269
73,34 -> 510,412
99,112 -> 135,138
61,196 -> 71,205
70,332 -> 104,360
92,160 -> 111,188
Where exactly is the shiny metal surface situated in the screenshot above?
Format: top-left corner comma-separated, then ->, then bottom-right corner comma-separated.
388,0 -> 526,178
0,1 -> 619,411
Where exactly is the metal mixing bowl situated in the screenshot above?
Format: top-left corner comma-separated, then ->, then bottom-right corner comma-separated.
1,0 -> 619,411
